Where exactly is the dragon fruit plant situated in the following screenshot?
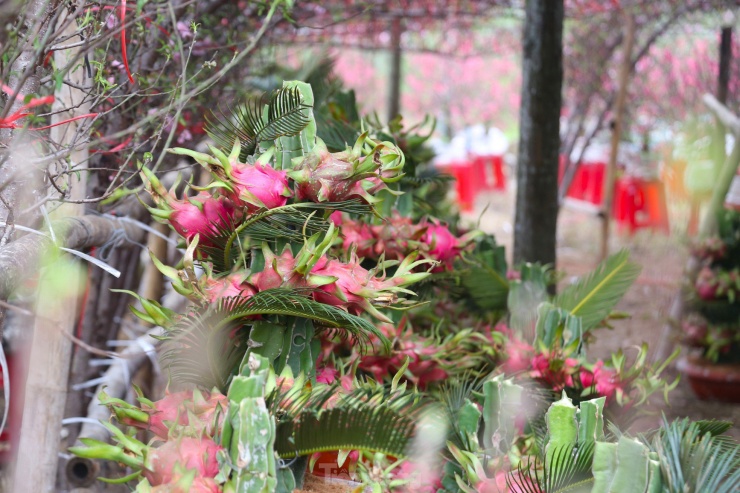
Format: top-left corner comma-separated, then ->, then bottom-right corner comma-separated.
71,81 -> 436,490
683,211 -> 740,364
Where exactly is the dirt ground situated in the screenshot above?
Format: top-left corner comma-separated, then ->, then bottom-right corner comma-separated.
467,183 -> 740,439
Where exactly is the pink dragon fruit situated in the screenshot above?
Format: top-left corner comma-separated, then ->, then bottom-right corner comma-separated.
370,214 -> 424,260
579,361 -> 623,403
134,390 -> 191,439
224,160 -> 292,211
358,322 -> 448,389
287,136 -> 404,204
201,271 -> 256,303
530,353 -> 579,392
104,388 -> 227,439
144,437 -> 223,485
141,167 -> 240,245
695,267 -> 719,300
421,220 -> 460,265
149,476 -> 221,493
248,246 -> 304,291
340,219 -> 376,259
311,252 -> 430,322
167,141 -> 292,212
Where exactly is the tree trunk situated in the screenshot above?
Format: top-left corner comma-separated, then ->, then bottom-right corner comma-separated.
387,16 -> 403,122
600,15 -> 636,260
513,0 -> 564,268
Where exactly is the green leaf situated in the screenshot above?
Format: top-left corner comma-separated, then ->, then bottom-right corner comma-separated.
553,249 -> 641,331
274,387 -> 422,460
459,237 -> 509,313
160,289 -> 388,389
206,86 -> 312,160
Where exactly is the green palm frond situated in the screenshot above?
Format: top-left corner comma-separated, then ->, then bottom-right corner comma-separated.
653,417 -> 740,493
507,443 -> 595,493
458,237 -> 509,313
201,201 -> 372,273
553,249 -> 641,331
400,173 -> 455,188
161,314 -> 247,390
161,289 -> 389,388
215,289 -> 388,350
206,87 -> 312,160
274,386 -> 422,459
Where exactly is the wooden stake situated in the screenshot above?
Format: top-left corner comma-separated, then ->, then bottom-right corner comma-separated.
600,15 -> 636,261
13,13 -> 91,492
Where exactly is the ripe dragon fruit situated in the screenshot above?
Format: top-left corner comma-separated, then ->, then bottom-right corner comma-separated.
695,267 -> 719,301
201,270 -> 256,304
141,168 -> 240,245
337,214 -> 476,270
287,134 -> 404,204
102,388 -> 228,439
168,141 -> 292,211
144,436 -> 223,485
311,251 -> 431,322
421,220 -> 460,264
147,476 -> 221,493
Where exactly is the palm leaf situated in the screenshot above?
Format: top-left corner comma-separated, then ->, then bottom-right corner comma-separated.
507,443 -> 595,493
458,238 -> 509,313
200,200 -> 372,273
653,417 -> 740,493
274,386 -> 422,459
161,314 -> 247,390
206,87 -> 312,160
215,289 -> 388,350
553,249 -> 641,331
161,289 -> 389,388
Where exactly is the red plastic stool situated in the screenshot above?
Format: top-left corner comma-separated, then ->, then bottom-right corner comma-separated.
582,162 -> 605,205
436,160 -> 479,212
559,156 -> 588,201
472,155 -> 506,191
613,177 -> 670,234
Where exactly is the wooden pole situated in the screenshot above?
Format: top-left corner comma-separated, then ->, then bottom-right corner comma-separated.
13,12 -> 91,492
600,15 -> 635,261
387,16 -> 403,121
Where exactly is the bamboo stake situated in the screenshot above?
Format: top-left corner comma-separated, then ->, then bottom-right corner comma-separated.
13,13 -> 91,492
600,15 -> 635,261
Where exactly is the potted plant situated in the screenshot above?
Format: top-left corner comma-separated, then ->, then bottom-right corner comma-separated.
679,209 -> 740,402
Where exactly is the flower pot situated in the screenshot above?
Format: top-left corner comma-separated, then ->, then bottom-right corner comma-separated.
677,355 -> 740,403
